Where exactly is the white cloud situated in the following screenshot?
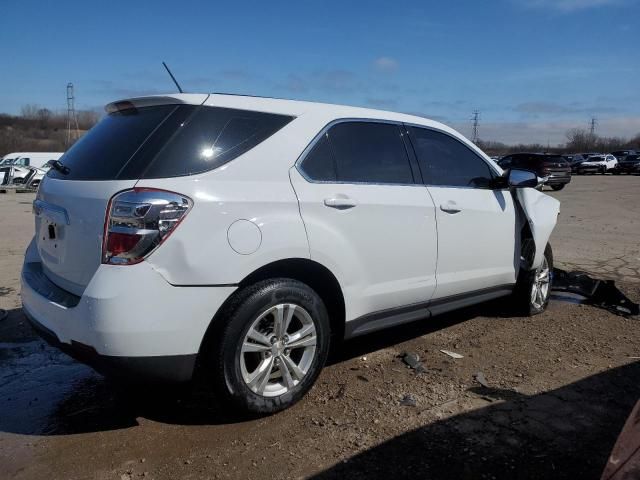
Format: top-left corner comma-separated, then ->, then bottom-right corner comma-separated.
373,57 -> 399,72
517,0 -> 628,12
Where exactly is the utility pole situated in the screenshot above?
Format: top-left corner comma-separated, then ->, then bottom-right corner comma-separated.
471,110 -> 480,143
66,83 -> 79,148
589,116 -> 597,137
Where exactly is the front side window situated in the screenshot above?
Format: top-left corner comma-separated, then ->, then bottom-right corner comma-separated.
408,127 -> 495,188
300,121 -> 413,185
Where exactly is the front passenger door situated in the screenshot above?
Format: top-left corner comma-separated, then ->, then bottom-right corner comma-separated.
407,126 -> 517,299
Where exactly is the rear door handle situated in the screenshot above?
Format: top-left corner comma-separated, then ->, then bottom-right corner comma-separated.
440,201 -> 461,214
324,196 -> 358,210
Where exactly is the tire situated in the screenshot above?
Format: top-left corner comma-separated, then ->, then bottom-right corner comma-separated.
512,243 -> 553,316
550,184 -> 565,191
205,278 -> 330,414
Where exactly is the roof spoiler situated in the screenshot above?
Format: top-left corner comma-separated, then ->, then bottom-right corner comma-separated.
105,94 -> 209,113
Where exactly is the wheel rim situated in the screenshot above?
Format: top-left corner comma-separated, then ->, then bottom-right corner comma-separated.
530,256 -> 551,310
240,303 -> 317,397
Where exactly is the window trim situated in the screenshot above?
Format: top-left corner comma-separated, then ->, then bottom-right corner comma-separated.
403,123 -> 503,190
296,118 -> 420,187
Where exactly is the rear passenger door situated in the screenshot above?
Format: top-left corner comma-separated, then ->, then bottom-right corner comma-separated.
290,121 -> 438,322
406,126 -> 517,299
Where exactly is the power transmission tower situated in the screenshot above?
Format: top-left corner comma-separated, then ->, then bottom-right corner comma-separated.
471,110 -> 480,143
589,116 -> 597,137
66,83 -> 79,147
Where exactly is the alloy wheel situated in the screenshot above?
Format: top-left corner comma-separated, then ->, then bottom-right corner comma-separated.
530,256 -> 551,310
240,303 -> 317,397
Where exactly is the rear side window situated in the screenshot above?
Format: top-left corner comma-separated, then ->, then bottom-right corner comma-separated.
300,121 -> 413,184
141,106 -> 293,179
408,127 -> 494,188
48,105 -> 293,180
299,133 -> 336,181
330,122 -> 413,184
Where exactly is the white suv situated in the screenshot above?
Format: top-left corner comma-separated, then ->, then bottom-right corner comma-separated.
21,94 -> 559,413
577,154 -> 618,174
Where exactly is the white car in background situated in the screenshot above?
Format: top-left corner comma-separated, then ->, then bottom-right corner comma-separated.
21,93 -> 560,414
577,154 -> 618,174
0,152 -> 63,184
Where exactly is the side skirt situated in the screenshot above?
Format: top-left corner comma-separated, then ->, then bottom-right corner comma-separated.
344,284 -> 514,339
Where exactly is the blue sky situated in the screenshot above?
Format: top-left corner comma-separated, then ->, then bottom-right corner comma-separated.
1,0 -> 638,145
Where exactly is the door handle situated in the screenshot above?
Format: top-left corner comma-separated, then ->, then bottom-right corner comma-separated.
324,196 -> 358,210
440,201 -> 461,214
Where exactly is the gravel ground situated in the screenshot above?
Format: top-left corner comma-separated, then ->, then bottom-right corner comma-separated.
0,175 -> 639,480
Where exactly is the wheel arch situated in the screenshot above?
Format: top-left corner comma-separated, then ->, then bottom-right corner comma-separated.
197,258 -> 346,361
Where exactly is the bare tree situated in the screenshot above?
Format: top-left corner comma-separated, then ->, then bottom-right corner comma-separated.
36,108 -> 52,129
20,104 -> 40,119
565,128 -> 597,152
76,110 -> 101,130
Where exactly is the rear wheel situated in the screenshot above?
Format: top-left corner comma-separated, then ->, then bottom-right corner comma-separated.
512,244 -> 553,316
205,278 -> 330,414
550,184 -> 565,191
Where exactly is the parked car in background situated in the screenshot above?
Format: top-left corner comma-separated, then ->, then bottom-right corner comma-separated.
0,152 -> 63,184
611,150 -> 637,162
10,152 -> 63,184
498,153 -> 571,191
21,93 -> 560,414
0,152 -> 20,166
576,154 -> 618,174
614,154 -> 640,174
568,153 -> 598,173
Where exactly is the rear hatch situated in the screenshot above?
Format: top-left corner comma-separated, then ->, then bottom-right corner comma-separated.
34,97 -> 203,296
34,94 -> 294,296
542,157 -> 571,176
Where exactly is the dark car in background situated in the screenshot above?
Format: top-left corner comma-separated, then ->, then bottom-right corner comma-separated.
611,150 -> 637,162
614,154 -> 640,174
498,153 -> 571,191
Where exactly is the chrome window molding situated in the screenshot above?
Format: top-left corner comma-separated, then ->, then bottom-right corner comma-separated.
295,117 -> 502,190
295,118 -> 417,187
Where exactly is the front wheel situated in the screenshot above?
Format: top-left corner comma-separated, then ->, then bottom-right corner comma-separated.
205,278 -> 330,414
512,244 -> 553,316
550,184 -> 565,191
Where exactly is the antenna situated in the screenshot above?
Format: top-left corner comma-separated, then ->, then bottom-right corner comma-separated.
471,110 -> 480,143
66,83 -> 80,147
162,61 -> 184,93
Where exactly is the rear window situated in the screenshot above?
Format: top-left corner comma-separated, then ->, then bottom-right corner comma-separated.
48,105 -> 293,180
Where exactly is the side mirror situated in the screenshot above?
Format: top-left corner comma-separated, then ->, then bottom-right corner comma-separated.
507,168 -> 539,189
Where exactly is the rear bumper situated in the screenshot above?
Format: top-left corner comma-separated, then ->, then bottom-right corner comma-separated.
544,174 -> 571,185
578,165 -> 604,172
25,310 -> 197,382
21,239 -> 237,382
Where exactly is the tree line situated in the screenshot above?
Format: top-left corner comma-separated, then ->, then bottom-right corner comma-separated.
478,129 -> 640,157
0,104 -> 101,155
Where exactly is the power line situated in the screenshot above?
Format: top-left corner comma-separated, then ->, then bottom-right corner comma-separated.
471,110 -> 480,143
66,83 -> 79,148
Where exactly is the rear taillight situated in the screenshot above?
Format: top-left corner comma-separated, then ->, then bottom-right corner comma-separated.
102,188 -> 192,265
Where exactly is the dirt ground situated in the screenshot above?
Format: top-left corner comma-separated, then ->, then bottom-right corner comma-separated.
1,175 -> 639,480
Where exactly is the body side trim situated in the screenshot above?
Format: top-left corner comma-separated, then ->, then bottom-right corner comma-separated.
344,284 -> 514,339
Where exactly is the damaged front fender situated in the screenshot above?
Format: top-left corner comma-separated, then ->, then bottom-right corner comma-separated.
516,188 -> 560,270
